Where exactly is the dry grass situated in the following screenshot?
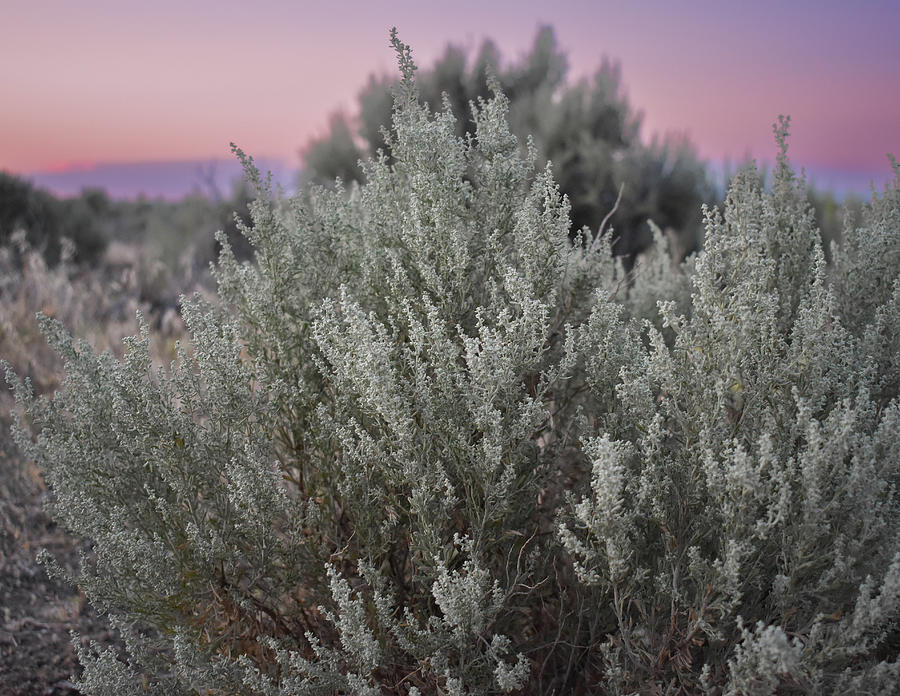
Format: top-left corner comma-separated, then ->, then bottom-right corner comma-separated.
0,233 -> 210,694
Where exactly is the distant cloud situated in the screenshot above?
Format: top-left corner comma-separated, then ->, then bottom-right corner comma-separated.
25,159 -> 298,200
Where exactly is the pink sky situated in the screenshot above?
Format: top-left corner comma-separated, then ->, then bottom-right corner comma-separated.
3,0 -> 898,196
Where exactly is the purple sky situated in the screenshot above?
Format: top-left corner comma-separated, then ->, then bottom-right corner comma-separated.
3,0 -> 898,198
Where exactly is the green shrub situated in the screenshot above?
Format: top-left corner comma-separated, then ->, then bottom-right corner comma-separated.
5,33 -> 899,694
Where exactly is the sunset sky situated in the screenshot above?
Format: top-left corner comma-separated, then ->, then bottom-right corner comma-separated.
3,0 -> 898,198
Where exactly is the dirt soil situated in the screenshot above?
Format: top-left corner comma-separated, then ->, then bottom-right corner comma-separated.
1,418 -> 119,696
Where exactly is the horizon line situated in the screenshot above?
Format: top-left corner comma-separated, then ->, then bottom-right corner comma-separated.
7,155 -> 896,203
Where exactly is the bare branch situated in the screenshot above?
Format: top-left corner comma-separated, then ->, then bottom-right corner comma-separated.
589,182 -> 625,255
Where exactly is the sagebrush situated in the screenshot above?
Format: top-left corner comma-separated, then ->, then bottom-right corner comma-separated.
6,31 -> 899,695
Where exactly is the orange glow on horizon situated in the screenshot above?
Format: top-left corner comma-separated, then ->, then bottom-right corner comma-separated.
41,160 -> 97,174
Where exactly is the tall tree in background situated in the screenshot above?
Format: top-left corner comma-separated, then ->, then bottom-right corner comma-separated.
301,26 -> 715,263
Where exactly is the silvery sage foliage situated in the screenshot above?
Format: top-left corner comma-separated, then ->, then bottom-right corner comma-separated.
5,32 -> 899,695
559,120 -> 900,692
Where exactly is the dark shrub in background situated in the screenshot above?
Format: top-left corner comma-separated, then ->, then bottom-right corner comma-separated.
301,26 -> 715,265
0,172 -> 107,267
